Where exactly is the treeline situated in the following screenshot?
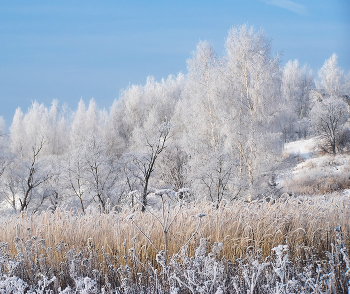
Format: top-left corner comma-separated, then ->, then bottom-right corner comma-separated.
0,25 -> 349,213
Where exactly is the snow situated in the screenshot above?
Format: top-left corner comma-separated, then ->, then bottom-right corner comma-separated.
278,138 -> 350,194
283,137 -> 317,160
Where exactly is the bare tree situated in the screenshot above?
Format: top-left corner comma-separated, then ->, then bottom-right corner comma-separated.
131,121 -> 171,211
7,138 -> 53,212
83,136 -> 119,212
158,144 -> 188,191
63,146 -> 89,214
310,97 -> 349,154
0,165 -> 18,211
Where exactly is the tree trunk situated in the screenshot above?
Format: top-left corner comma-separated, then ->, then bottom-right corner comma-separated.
142,181 -> 148,212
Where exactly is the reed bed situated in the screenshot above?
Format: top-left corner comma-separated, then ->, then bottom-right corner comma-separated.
0,193 -> 349,266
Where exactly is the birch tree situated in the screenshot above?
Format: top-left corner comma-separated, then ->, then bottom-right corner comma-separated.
318,53 -> 347,97
223,25 -> 283,200
281,60 -> 314,141
177,41 -> 235,204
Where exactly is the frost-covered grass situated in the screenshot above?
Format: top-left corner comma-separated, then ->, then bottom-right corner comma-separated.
285,153 -> 350,195
0,194 -> 349,293
281,138 -> 350,195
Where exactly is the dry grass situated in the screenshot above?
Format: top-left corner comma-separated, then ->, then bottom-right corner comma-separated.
285,154 -> 350,195
286,174 -> 350,195
0,194 -> 349,271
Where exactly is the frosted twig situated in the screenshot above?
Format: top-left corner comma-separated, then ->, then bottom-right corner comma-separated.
130,219 -> 159,252
166,204 -> 182,232
177,216 -> 204,255
134,196 -> 163,227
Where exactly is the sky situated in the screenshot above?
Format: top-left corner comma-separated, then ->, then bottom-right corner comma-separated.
0,0 -> 349,127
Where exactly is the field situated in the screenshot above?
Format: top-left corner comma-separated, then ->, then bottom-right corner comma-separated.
0,24 -> 350,293
0,193 -> 349,293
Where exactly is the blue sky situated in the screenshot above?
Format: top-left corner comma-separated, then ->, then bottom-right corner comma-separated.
0,0 -> 349,126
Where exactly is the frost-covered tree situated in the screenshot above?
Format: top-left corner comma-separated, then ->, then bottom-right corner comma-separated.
62,145 -> 89,213
21,102 -> 48,155
281,60 -> 314,141
222,25 -> 283,200
106,99 -> 132,158
9,102 -> 67,158
130,120 -> 171,211
9,108 -> 25,159
157,144 -> 188,191
70,99 -> 88,149
0,118 -> 13,209
175,26 -> 284,202
0,117 -> 9,179
116,74 -> 183,138
109,75 -> 184,207
6,103 -> 60,211
43,100 -> 69,155
81,135 -> 120,212
0,165 -> 18,211
318,53 -> 348,97
63,132 -> 122,212
7,138 -> 53,211
175,41 -> 235,204
310,97 -> 349,154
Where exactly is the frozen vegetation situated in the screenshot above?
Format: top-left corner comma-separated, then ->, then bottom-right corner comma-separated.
0,25 -> 350,292
0,194 -> 349,293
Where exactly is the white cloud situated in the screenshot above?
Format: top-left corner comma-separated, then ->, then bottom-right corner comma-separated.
260,0 -> 307,15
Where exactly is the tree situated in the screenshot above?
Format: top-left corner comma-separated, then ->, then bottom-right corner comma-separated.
43,100 -> 69,156
0,118 -> 15,210
19,139 -> 51,211
62,134 -> 123,213
7,104 -> 58,212
310,97 -> 349,154
7,138 -> 53,212
157,144 -> 188,192
0,117 -> 10,180
130,120 -> 171,211
9,108 -> 25,159
175,41 -> 236,204
222,25 -> 283,200
0,164 -> 18,211
282,60 -> 314,119
113,75 -> 183,208
70,99 -> 88,149
281,60 -> 314,141
62,145 -> 89,213
174,26 -> 284,202
318,53 -> 347,97
81,135 -> 120,212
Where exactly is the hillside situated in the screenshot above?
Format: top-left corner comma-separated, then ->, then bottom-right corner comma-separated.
281,138 -> 350,196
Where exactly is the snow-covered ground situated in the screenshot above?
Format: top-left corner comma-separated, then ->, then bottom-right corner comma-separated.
282,137 -> 317,160
280,137 -> 350,195
274,138 -> 317,189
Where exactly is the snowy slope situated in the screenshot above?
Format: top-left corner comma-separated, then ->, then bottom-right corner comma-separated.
282,137 -> 317,160
281,137 -> 350,195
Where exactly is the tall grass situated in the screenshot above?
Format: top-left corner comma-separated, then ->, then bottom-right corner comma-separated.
285,154 -> 350,195
0,193 -> 349,292
1,193 -> 349,265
